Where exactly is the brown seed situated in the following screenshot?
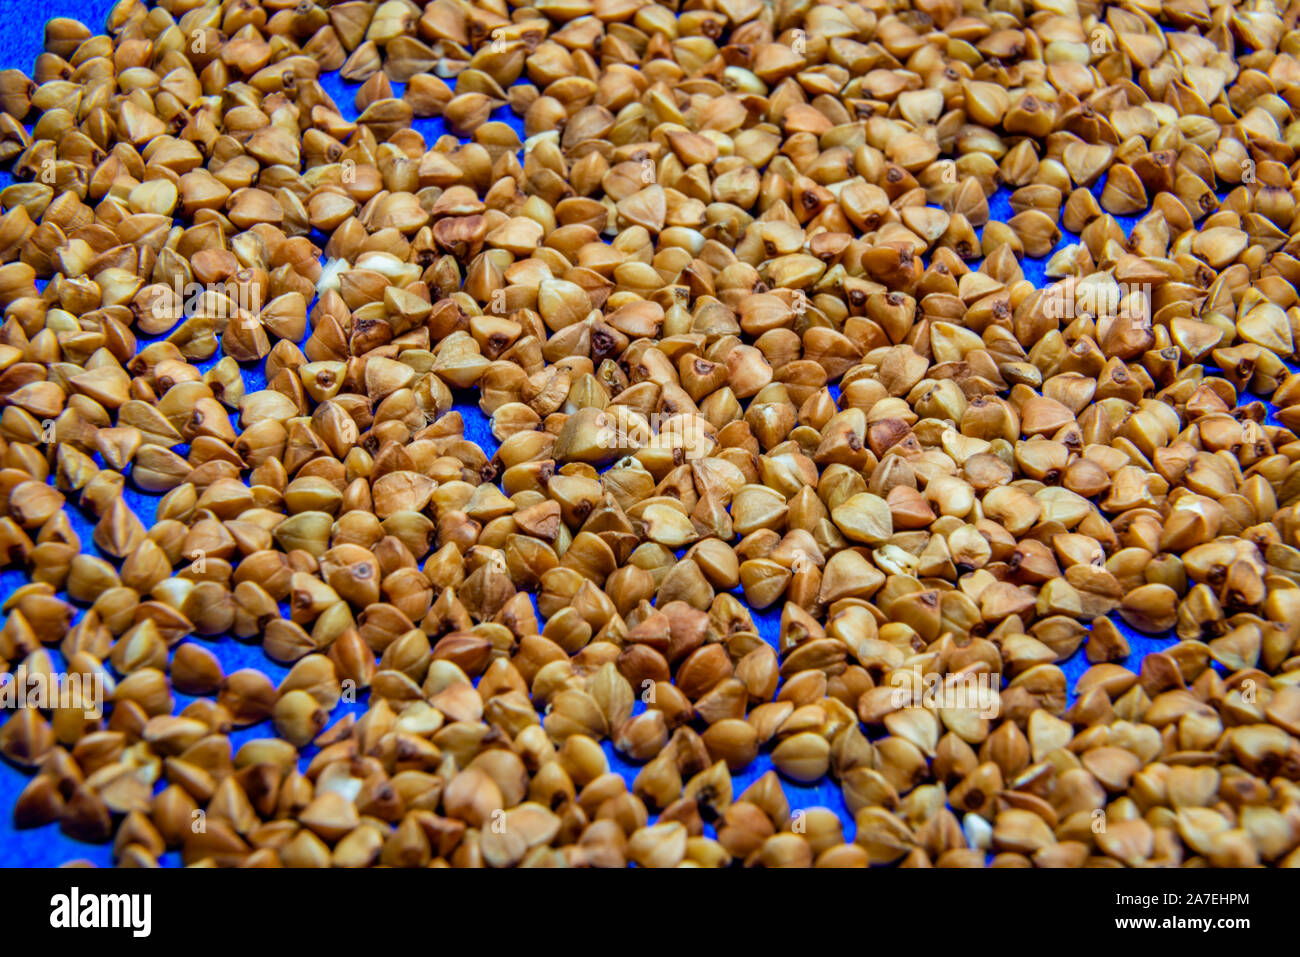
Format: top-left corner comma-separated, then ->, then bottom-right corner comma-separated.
771,732 -> 831,783
218,669 -> 278,726
627,822 -> 687,869
273,690 -> 329,747
702,719 -> 760,771
171,643 -> 224,695
299,792 -> 360,843
61,786 -> 112,844
13,773 -> 62,828
443,768 -> 504,829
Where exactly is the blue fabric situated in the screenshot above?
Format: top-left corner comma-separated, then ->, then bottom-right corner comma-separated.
0,0 -> 1273,866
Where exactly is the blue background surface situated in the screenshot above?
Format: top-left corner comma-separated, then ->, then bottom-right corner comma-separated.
0,0 -> 1252,865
